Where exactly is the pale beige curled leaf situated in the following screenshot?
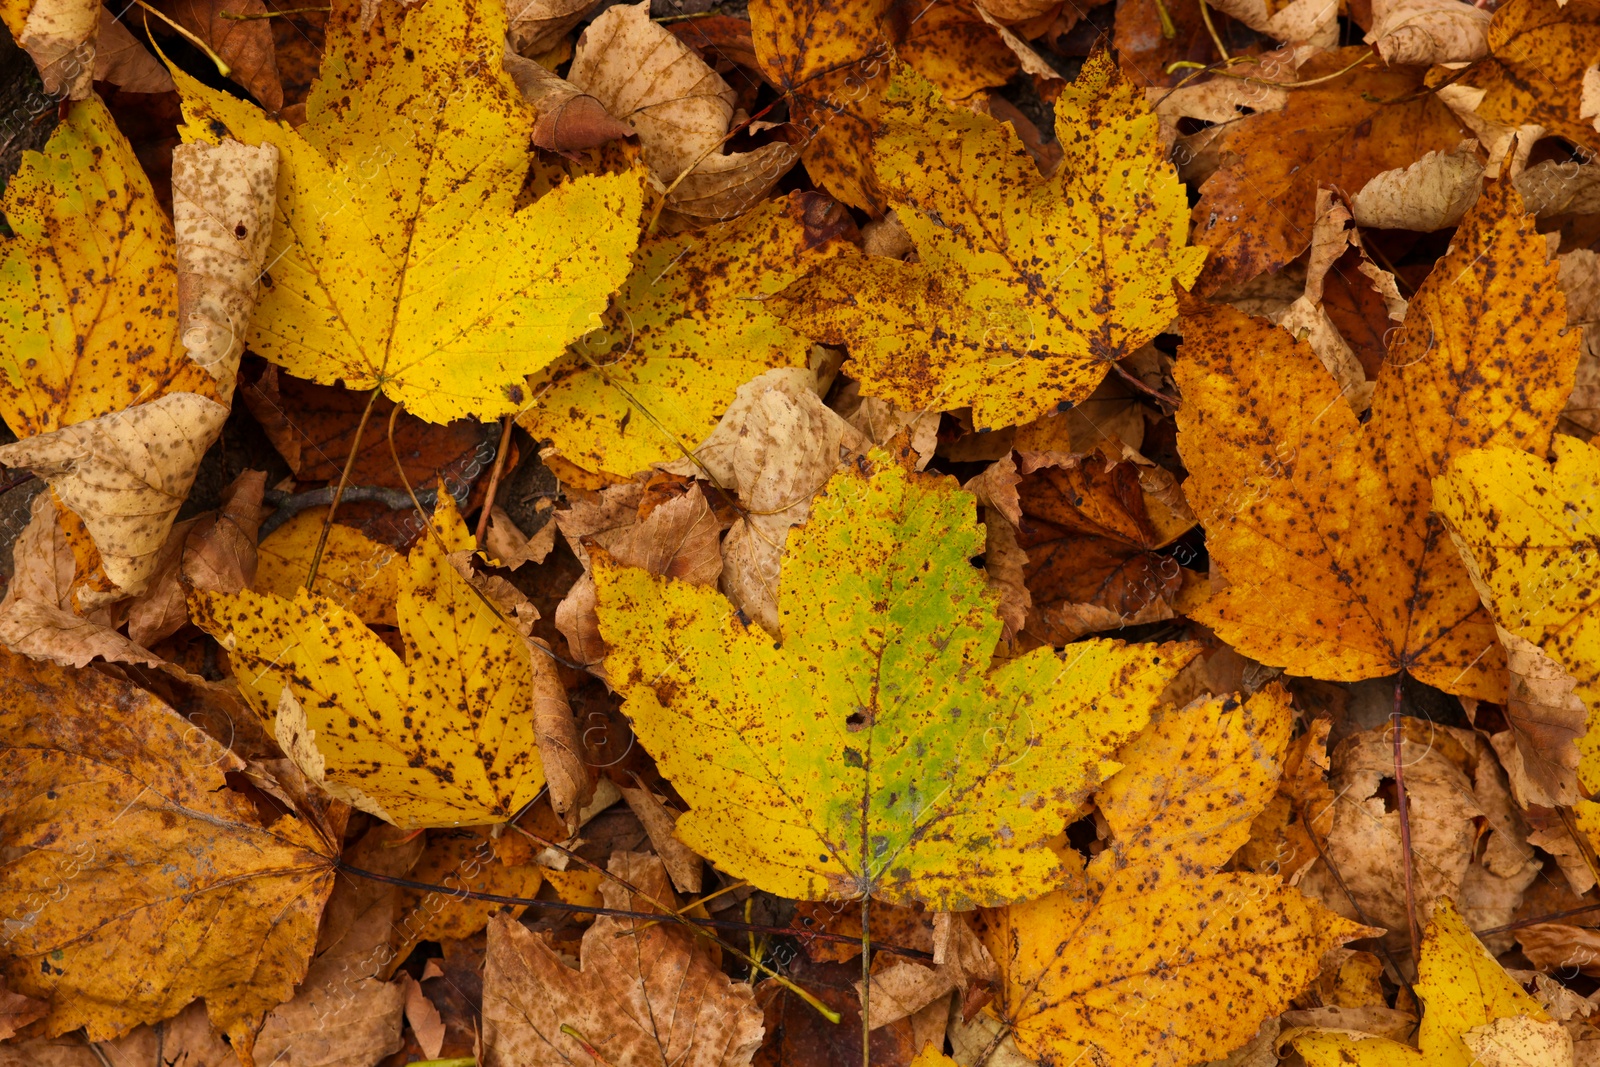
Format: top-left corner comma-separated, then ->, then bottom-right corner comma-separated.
507,0 -> 591,55
1205,0 -> 1338,47
1367,0 -> 1491,64
401,974 -> 446,1060
172,139 -> 279,398
0,392 -> 229,594
1350,142 -> 1485,231
483,504 -> 556,570
555,484 -> 723,669
1515,159 -> 1600,217
532,640 -> 593,826
0,492 -> 160,667
92,8 -> 173,93
1147,78 -> 1289,149
567,0 -> 734,181
619,784 -> 702,893
831,381 -> 939,471
973,3 -> 1060,81
1461,1012 -> 1577,1067
657,140 -> 800,223
963,453 -> 1022,526
504,48 -> 638,153
4,0 -> 100,99
1493,627 -> 1587,808
482,853 -> 764,1067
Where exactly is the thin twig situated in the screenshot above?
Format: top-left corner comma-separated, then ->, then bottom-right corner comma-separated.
1478,902 -> 1600,936
1391,676 -> 1423,973
861,895 -> 872,1067
305,387 -> 381,590
260,484 -> 440,538
1197,0 -> 1230,61
475,415 -> 515,545
1112,361 -> 1180,409
133,1 -> 232,76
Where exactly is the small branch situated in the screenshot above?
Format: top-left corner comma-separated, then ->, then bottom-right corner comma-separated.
305,387 -> 381,590
1391,676 -> 1423,973
475,415 -> 515,545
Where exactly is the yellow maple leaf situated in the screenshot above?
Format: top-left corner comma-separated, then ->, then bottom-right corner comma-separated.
170,0 -> 644,424
980,686 -> 1370,1067
594,451 -> 1197,908
1174,177 -> 1579,701
1434,436 -> 1600,789
1292,898 -> 1551,1067
519,192 -> 850,481
0,645 -> 338,1058
253,508 -> 401,627
0,95 -> 217,439
774,53 -> 1205,431
191,493 -> 547,829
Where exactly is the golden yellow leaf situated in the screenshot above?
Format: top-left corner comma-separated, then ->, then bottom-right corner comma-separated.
1434,435 -> 1600,790
1293,898 -> 1550,1067
595,451 -> 1197,907
191,493 -> 548,829
0,645 -> 338,1057
1457,0 -> 1600,153
981,686 -> 1370,1067
520,192 -> 851,481
1174,176 -> 1579,700
774,54 -> 1205,431
253,508 -> 402,627
171,0 -> 645,424
0,96 -> 216,439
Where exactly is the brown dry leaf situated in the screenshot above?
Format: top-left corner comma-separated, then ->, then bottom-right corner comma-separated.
1493,629 -> 1589,808
151,0 -> 285,112
503,48 -> 638,154
1192,49 -> 1467,294
0,983 -> 48,1040
756,953 -> 923,1067
556,481 -> 723,668
171,137 -> 280,397
508,0 -> 592,55
619,782 -> 702,893
1350,141 -> 1486,232
0,0 -> 99,98
482,852 -> 765,1067
250,955 -> 406,1067
93,8 -> 175,93
1516,924 -> 1600,976
662,368 -> 855,634
483,505 -> 556,570
0,391 -> 230,595
1206,0 -> 1339,46
127,470 -> 267,647
568,1 -> 797,217
0,1001 -> 234,1067
240,367 -> 490,491
1176,177 -> 1579,701
1270,192 -> 1376,413
390,827 -> 549,966
0,492 -> 162,667
1367,0 -> 1492,64
1298,720 -> 1540,956
1238,717 -> 1336,885
859,913 -> 999,1029
0,645 -> 339,1061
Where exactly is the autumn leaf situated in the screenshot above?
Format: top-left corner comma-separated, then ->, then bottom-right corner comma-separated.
979,685 -> 1371,1066
775,54 -> 1205,431
595,450 -> 1197,907
1175,176 -> 1580,700
1434,436 -> 1600,792
482,852 -> 765,1067
190,492 -> 549,829
0,96 -> 216,439
253,508 -> 401,626
1292,898 -> 1552,1067
1456,0 -> 1600,153
171,0 -> 645,424
0,645 -> 339,1059
519,192 -> 852,481
1191,49 -> 1467,295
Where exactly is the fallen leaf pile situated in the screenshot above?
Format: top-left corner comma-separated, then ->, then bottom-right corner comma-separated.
1,0 -> 1599,1065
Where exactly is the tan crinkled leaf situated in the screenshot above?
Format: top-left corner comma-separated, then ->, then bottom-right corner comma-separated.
171,138 -> 279,396
521,193 -> 852,481
596,453 -> 1198,907
982,686 -> 1370,1067
775,55 -> 1205,430
508,0 -> 592,55
0,0 -> 99,98
0,392 -> 229,595
0,645 -> 339,1057
171,0 -> 645,424
191,493 -> 548,829
1176,177 -> 1579,700
483,853 -> 765,1067
1367,0 -> 1492,65
1350,143 -> 1486,232
0,492 -> 161,667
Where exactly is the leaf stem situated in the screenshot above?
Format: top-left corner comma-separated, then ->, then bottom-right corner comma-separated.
1391,676 -> 1423,973
861,894 -> 872,1067
1197,0 -> 1230,61
305,386 -> 381,590
474,415 -> 515,545
131,1 -> 232,78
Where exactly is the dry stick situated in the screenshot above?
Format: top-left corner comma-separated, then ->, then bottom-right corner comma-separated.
508,822 -> 846,1022
474,415 -> 516,545
861,895 -> 872,1067
1479,901 -> 1600,937
1112,362 -> 1180,409
1391,676 -> 1423,974
304,387 -> 382,590
220,5 -> 331,17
